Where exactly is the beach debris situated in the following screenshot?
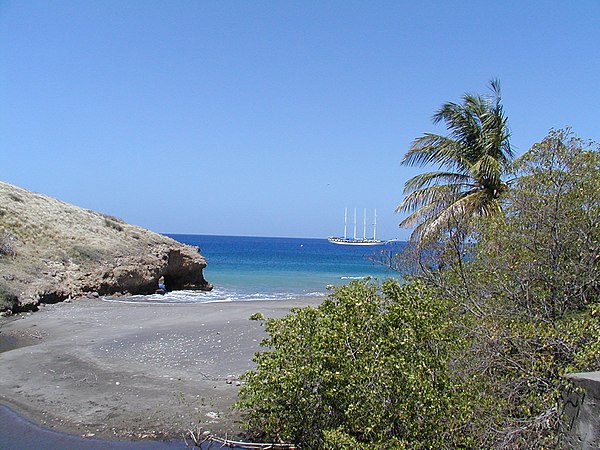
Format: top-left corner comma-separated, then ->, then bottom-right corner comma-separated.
185,429 -> 297,449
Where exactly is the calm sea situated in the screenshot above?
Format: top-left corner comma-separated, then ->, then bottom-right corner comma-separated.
0,235 -> 405,449
115,235 -> 404,304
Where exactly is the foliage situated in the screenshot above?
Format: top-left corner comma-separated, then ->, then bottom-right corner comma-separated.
487,128 -> 600,319
0,230 -> 16,258
68,244 -> 105,263
236,279 -> 471,449
8,192 -> 23,203
235,129 -> 598,449
397,79 -> 514,243
439,129 -> 600,447
375,128 -> 600,447
104,217 -> 124,232
0,282 -> 18,311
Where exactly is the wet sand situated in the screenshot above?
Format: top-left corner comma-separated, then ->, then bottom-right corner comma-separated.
0,297 -> 322,442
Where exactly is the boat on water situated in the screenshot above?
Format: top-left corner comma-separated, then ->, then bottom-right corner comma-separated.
327,236 -> 386,246
328,208 -> 388,246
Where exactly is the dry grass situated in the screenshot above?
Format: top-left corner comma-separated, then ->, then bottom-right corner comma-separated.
0,181 -> 170,258
0,181 -> 192,310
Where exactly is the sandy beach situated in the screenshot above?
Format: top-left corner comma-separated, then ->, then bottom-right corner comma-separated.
0,296 -> 322,443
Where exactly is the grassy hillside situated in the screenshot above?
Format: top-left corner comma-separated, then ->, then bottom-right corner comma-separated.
0,181 -> 209,313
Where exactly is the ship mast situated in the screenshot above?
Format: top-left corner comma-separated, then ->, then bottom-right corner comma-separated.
373,209 -> 377,240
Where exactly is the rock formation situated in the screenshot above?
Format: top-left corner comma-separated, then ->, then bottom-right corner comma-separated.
0,181 -> 212,313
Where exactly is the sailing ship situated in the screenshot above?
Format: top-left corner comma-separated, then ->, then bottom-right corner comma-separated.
328,208 -> 387,246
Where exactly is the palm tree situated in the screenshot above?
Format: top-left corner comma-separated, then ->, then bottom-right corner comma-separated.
397,79 -> 513,242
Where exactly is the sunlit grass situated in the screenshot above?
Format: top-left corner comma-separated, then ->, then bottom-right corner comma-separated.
0,181 -> 191,311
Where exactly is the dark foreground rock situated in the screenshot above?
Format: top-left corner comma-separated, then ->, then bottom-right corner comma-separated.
0,181 -> 211,313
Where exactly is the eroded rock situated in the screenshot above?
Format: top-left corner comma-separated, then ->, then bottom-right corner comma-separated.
0,181 -> 212,313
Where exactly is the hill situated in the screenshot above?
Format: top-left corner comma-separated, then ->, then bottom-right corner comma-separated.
0,181 -> 211,313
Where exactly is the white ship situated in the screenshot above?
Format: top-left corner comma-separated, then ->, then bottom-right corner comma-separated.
328,208 -> 387,246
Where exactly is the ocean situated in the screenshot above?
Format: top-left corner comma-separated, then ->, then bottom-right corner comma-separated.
115,234 -> 404,304
0,235 -> 405,450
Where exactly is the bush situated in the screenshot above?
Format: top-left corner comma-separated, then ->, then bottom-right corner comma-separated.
104,218 -> 124,232
0,230 -> 16,258
236,279 -> 470,449
8,193 -> 23,203
70,244 -> 104,263
458,130 -> 600,447
412,129 -> 600,447
0,282 -> 18,312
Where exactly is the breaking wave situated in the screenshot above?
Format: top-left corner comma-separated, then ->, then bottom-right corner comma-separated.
104,286 -> 327,305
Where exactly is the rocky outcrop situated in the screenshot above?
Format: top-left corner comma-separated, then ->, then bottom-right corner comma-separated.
562,372 -> 600,449
0,181 -> 212,313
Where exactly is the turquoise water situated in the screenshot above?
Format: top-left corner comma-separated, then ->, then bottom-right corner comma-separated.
117,235 -> 404,304
0,236 -> 405,448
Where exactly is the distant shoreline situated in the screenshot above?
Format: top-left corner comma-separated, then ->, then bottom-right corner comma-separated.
0,295 -> 323,444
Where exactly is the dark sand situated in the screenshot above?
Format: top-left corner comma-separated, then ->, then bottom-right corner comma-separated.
0,297 -> 322,442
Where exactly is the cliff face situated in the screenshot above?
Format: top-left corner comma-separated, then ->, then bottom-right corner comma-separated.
0,181 -> 211,313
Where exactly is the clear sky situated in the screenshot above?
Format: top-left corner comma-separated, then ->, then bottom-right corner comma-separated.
1,1 -> 598,240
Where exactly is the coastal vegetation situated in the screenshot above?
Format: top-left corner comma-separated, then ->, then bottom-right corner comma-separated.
397,79 -> 513,243
421,128 -> 600,447
237,280 -> 471,449
235,81 -> 599,448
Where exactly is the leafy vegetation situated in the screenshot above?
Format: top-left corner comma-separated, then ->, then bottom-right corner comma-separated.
475,128 -> 600,320
0,282 -> 18,311
0,230 -> 16,258
454,129 -> 600,447
235,127 -> 599,448
395,128 -> 600,447
102,214 -> 125,232
236,279 -> 471,449
397,79 -> 514,243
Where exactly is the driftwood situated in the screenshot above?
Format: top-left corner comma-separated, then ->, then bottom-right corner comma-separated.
185,429 -> 296,449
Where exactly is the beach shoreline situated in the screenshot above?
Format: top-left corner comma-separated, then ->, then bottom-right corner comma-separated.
0,296 -> 323,443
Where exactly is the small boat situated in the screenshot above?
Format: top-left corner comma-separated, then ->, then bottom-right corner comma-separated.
328,208 -> 388,246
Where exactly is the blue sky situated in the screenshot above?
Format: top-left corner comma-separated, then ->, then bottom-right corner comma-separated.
1,1 -> 598,239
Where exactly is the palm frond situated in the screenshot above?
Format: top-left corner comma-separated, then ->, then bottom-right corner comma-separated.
470,154 -> 502,185
404,188 -> 502,242
398,79 -> 514,243
396,184 -> 463,214
403,134 -> 472,172
403,171 -> 472,193
407,220 -> 435,243
398,202 -> 440,230
434,100 -> 483,161
419,190 -> 484,240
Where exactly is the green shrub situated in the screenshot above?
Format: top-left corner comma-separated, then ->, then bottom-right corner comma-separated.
104,218 -> 123,232
0,231 -> 16,258
0,282 -> 18,311
69,244 -> 104,263
236,279 -> 470,449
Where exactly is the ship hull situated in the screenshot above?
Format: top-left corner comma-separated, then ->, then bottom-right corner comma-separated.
327,237 -> 387,246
